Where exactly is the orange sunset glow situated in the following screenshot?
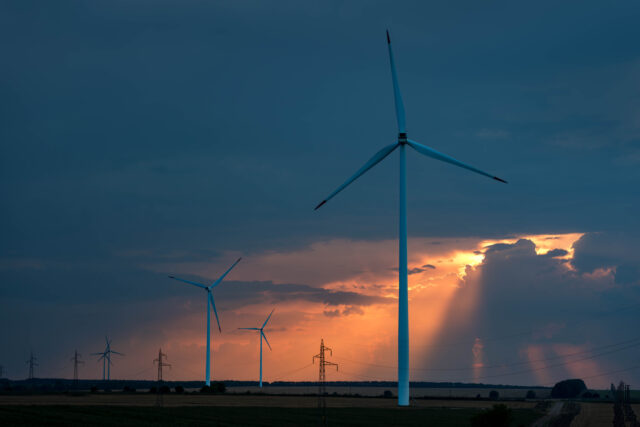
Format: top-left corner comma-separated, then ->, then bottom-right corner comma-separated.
96,231 -> 615,387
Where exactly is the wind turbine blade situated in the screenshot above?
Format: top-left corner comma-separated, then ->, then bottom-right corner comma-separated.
209,292 -> 222,333
210,258 -> 242,288
110,351 -> 124,356
168,275 -> 208,289
407,139 -> 508,184
262,308 -> 275,329
238,328 -> 260,330
262,331 -> 272,351
387,30 -> 406,133
314,142 -> 399,210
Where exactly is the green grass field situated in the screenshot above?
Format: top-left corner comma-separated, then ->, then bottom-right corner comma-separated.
0,405 -> 542,426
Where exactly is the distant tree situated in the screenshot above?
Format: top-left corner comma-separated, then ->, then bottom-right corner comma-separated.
175,385 -> 184,394
90,386 -> 98,393
123,386 -> 136,393
489,390 -> 500,400
471,404 -> 513,427
582,391 -> 593,398
213,382 -> 226,394
383,390 -> 393,398
551,379 -> 587,398
526,390 -> 536,399
200,385 -> 211,394
149,386 -> 157,394
160,385 -> 170,394
593,393 -> 600,399
475,394 -> 481,400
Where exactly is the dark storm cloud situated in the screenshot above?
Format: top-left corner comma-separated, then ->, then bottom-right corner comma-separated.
421,236 -> 640,386
2,0 -> 640,381
214,280 -> 393,309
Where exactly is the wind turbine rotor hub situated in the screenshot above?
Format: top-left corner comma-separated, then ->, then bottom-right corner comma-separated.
398,133 -> 408,144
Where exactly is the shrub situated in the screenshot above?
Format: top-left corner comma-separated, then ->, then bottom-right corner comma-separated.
471,404 -> 513,427
383,390 -> 393,398
526,390 -> 536,399
175,385 -> 184,394
489,390 -> 499,400
160,385 -> 170,394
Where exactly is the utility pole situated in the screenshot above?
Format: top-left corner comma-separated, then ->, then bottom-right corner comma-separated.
313,339 -> 338,426
71,350 -> 84,387
154,348 -> 171,407
26,351 -> 38,380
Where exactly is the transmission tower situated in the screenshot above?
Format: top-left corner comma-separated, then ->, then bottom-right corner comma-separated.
26,351 -> 38,380
70,350 -> 84,387
313,339 -> 338,426
154,348 -> 171,407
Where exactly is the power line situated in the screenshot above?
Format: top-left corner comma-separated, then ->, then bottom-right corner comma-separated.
332,335 -> 640,374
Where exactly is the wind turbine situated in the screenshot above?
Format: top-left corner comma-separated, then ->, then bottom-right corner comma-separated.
238,308 -> 274,388
169,257 -> 242,386
91,336 -> 123,381
314,31 -> 507,406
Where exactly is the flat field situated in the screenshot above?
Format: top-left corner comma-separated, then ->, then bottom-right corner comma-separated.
0,394 -> 544,426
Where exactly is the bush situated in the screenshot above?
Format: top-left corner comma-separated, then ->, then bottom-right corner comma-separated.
123,386 -> 136,393
551,379 -> 587,398
526,390 -> 536,399
489,390 -> 500,400
175,385 -> 184,394
149,386 -> 157,394
200,382 -> 226,394
383,390 -> 393,398
160,385 -> 170,394
90,386 -> 98,393
471,404 -> 513,427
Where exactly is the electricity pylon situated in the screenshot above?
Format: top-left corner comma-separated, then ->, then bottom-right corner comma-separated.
71,350 -> 84,387
26,351 -> 38,380
313,339 -> 338,426
154,348 -> 171,407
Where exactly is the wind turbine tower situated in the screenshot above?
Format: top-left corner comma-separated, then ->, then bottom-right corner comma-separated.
314,31 -> 507,406
238,308 -> 275,388
169,257 -> 242,386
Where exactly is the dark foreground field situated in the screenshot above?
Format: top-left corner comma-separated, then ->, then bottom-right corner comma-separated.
0,405 -> 542,427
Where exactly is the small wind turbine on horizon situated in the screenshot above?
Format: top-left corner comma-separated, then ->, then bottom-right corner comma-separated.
314,30 -> 507,406
238,308 -> 275,388
169,257 -> 242,386
91,336 -> 123,381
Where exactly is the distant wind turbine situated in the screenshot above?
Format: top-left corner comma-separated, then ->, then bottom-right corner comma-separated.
169,257 -> 242,386
91,336 -> 123,381
314,30 -> 507,406
238,308 -> 275,388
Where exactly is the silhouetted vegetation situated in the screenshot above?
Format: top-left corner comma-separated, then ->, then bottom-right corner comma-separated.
526,390 -> 536,399
200,382 -> 226,394
489,390 -> 499,400
174,385 -> 184,394
550,379 -> 586,398
470,404 -> 513,427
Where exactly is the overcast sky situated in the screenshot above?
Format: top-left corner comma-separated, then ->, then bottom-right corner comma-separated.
1,1 -> 639,389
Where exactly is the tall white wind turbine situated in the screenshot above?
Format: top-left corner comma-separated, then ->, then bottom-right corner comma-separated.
314,31 -> 507,406
238,308 -> 274,388
91,336 -> 123,381
169,257 -> 242,386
